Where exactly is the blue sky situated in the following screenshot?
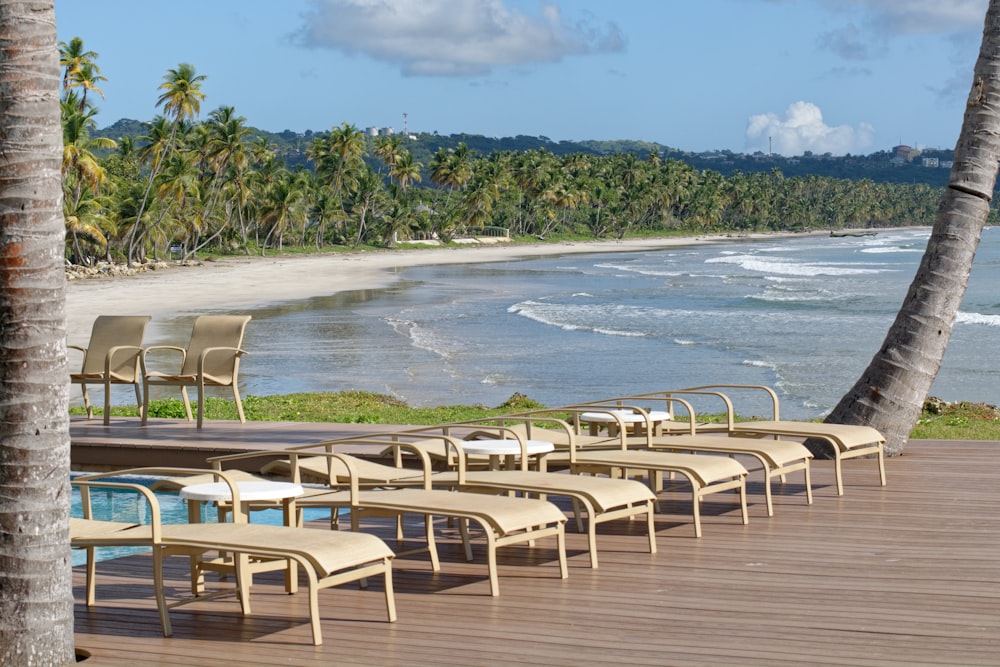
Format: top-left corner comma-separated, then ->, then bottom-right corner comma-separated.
55,0 -> 988,156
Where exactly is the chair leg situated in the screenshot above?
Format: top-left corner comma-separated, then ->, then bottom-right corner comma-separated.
645,501 -> 657,554
424,515 -> 441,571
103,380 -> 112,426
196,379 -> 205,428
134,382 -> 143,420
484,530 -> 500,597
141,380 -> 150,425
180,386 -> 194,422
81,383 -> 93,419
84,546 -> 97,606
305,568 -> 322,646
232,384 -> 246,423
383,558 -> 397,622
152,547 -> 173,637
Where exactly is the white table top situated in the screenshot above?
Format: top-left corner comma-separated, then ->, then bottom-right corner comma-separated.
460,438 -> 555,456
580,409 -> 672,424
179,480 -> 304,503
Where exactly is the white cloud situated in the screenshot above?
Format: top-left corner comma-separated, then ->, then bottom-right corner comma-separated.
294,0 -> 624,77
817,0 -> 986,60
831,0 -> 987,35
745,101 -> 875,156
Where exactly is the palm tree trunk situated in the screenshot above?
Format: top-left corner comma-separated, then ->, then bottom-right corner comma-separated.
826,1 -> 1000,456
0,1 -> 76,664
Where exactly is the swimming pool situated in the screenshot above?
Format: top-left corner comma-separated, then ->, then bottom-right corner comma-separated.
70,473 -> 333,565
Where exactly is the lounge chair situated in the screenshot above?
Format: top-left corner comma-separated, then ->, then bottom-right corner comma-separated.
205,443 -> 569,597
417,414 -> 749,538
140,315 -> 251,428
575,394 -> 814,516
69,315 -> 151,425
251,429 -> 657,569
640,385 -> 886,496
71,468 -> 396,645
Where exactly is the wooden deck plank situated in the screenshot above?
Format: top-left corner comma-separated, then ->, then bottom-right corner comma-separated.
71,426 -> 1000,666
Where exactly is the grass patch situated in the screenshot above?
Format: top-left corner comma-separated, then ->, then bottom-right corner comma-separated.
70,391 -> 1000,440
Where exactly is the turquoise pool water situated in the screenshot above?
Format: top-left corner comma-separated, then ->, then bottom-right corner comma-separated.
70,474 -> 332,565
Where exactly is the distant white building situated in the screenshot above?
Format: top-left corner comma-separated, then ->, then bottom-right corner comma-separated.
365,126 -> 379,137
379,127 -> 395,136
922,157 -> 939,168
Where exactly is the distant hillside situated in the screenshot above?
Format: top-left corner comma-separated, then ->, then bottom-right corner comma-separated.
93,119 -> 954,189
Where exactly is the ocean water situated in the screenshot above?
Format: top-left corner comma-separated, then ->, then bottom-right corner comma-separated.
143,227 -> 1000,421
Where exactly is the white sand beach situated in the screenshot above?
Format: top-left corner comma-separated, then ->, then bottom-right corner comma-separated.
66,235 -> 764,345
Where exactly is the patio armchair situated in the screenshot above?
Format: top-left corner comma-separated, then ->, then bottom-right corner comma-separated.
69,315 -> 151,425
140,315 -> 251,427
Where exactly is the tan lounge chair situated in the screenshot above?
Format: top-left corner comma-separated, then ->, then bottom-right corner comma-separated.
72,468 -> 395,645
206,444 -> 569,597
424,414 -> 749,538
575,395 -> 814,516
69,315 -> 151,425
256,429 -> 657,569
141,315 -> 251,428
646,385 -> 887,496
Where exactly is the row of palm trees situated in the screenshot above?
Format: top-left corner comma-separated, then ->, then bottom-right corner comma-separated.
59,38 -> 949,268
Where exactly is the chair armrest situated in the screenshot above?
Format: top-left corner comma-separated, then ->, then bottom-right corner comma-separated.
72,478 -> 163,542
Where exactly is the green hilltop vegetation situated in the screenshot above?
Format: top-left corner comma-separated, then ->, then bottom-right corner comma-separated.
96,118 -> 955,189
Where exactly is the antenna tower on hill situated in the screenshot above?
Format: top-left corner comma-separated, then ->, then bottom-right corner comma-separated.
403,112 -> 408,135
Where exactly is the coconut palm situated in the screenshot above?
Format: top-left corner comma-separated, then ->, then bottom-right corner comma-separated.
0,3 -> 75,663
826,0 -> 1000,455
258,169 -> 305,253
127,63 -> 206,265
389,150 -> 422,191
373,134 -> 403,174
58,35 -> 99,93
66,60 -> 106,111
61,94 -> 115,214
351,166 -> 386,247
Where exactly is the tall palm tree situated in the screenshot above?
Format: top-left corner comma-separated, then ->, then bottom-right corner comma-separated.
58,35 -> 98,93
389,150 -> 422,191
373,134 -> 403,175
0,2 -> 75,663
826,0 -> 1000,455
127,116 -> 187,262
323,122 -> 366,201
61,95 -> 115,207
127,63 -> 206,265
66,60 -> 105,111
258,168 -> 305,253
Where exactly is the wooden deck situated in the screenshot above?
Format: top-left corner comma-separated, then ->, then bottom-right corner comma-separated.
70,420 -> 1000,666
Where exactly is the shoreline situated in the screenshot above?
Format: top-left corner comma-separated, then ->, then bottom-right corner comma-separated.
67,231 -> 823,344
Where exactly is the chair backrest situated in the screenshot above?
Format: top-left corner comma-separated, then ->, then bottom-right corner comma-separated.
79,315 -> 151,380
179,315 -> 251,382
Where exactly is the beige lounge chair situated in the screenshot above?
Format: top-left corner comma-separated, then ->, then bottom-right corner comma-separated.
141,315 -> 251,427
421,414 -> 749,538
205,444 -> 568,597
575,395 -> 814,516
69,315 -> 151,425
646,385 -> 887,496
253,429 -> 657,569
71,468 -> 395,646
